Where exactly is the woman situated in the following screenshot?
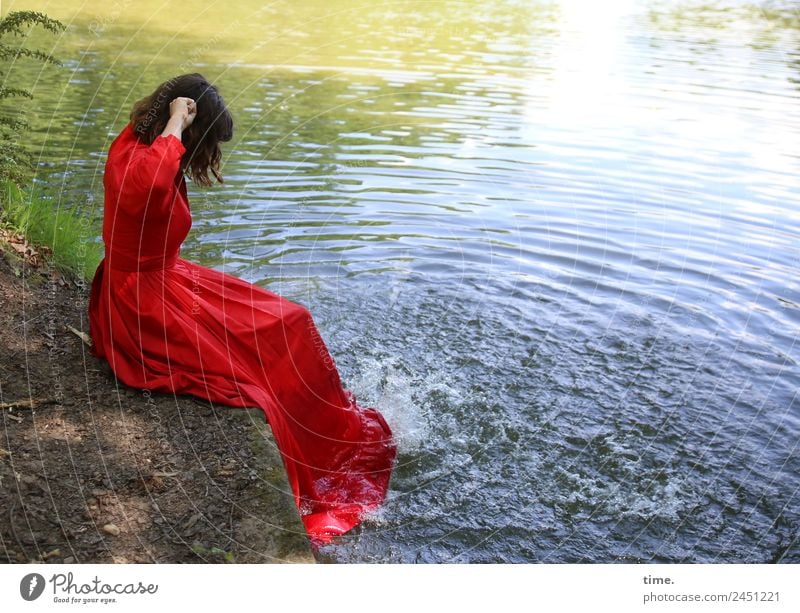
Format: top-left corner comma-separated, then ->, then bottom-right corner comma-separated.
88,73 -> 397,545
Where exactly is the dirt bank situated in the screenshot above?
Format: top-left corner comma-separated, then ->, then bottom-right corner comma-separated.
0,237 -> 315,563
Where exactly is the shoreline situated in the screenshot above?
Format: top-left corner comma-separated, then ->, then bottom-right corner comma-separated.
0,235 -> 315,563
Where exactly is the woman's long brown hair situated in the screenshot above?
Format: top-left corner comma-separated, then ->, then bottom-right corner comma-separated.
129,73 -> 233,187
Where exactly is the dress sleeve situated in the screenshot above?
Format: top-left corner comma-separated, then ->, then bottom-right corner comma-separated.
123,133 -> 186,200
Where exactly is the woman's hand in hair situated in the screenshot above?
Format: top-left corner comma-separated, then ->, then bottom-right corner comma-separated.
170,97 -> 196,129
161,97 -> 196,139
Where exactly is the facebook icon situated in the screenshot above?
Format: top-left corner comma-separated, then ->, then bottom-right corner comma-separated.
20,573 -> 46,601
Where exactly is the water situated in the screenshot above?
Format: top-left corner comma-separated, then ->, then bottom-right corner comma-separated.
4,0 -> 799,562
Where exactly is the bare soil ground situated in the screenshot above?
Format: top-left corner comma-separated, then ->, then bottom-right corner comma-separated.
0,235 -> 315,564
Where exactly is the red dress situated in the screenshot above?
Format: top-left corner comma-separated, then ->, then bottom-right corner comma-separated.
88,124 -> 396,544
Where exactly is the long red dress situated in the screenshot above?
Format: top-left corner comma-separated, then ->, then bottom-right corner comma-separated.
88,124 -> 397,545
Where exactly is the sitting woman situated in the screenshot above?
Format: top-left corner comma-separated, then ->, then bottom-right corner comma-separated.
88,72 -> 397,545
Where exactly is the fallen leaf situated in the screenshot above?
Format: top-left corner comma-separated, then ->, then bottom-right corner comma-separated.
102,523 -> 120,536
183,514 -> 201,531
151,471 -> 179,478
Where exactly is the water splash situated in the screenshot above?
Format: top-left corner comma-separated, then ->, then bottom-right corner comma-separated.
348,355 -> 431,455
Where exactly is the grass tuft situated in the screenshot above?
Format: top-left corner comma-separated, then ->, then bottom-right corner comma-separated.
0,180 -> 102,282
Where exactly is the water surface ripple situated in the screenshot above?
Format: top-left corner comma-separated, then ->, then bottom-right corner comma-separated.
11,0 -> 800,562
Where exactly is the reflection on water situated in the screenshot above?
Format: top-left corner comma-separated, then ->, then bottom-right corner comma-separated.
5,0 -> 799,562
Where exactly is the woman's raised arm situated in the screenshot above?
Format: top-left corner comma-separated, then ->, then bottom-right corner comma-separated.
122,97 -> 197,200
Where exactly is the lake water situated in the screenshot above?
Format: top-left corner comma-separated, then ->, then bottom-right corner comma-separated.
5,0 -> 799,562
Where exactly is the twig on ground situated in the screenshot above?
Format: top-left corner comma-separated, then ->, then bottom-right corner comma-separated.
67,324 -> 92,346
0,397 -> 56,410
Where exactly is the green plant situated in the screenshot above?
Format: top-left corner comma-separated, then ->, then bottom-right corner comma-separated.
190,543 -> 236,563
1,179 -> 102,281
0,11 -> 65,187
